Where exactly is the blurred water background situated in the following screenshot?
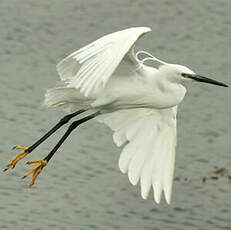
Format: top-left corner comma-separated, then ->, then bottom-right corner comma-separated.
0,1 -> 231,229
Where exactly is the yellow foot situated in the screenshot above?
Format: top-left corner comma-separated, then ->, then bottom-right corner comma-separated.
3,146 -> 29,171
23,159 -> 47,188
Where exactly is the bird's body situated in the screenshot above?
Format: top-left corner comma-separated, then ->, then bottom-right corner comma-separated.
91,65 -> 186,110
4,27 -> 227,204
46,65 -> 186,112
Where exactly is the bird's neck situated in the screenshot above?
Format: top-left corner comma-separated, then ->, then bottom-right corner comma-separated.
156,79 -> 187,108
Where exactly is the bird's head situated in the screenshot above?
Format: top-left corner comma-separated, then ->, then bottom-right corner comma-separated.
159,64 -> 228,87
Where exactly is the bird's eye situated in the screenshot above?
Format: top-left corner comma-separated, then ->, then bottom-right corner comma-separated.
181,73 -> 188,78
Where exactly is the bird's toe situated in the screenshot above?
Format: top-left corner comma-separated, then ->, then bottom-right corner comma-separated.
23,159 -> 47,187
3,146 -> 29,171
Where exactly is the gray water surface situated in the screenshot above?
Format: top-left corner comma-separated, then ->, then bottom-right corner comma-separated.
1,1 -> 231,229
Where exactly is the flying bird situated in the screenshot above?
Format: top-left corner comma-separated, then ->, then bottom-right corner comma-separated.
3,27 -> 228,204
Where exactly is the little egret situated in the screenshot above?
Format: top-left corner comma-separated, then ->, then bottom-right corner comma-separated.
4,27 -> 228,204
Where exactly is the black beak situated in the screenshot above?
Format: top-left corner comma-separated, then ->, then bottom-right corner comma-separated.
188,74 -> 228,87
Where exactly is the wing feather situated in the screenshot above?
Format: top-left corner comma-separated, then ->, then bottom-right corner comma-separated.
97,107 -> 177,204
56,27 -> 151,96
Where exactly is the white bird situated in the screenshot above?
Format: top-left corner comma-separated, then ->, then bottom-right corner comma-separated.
4,27 -> 228,204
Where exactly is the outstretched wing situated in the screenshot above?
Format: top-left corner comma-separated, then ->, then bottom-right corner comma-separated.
56,27 -> 151,96
97,107 -> 177,204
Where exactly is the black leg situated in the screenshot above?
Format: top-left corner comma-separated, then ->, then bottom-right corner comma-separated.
25,109 -> 86,153
44,111 -> 100,163
3,109 -> 87,172
20,111 -> 100,188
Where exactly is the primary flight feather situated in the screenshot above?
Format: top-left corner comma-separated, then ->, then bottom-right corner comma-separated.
4,27 -> 228,204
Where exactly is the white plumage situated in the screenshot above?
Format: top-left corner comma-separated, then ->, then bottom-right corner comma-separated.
60,27 -> 151,96
98,108 -> 176,204
44,27 -> 227,204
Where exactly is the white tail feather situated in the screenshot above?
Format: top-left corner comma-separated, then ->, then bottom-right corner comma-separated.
43,85 -> 92,113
